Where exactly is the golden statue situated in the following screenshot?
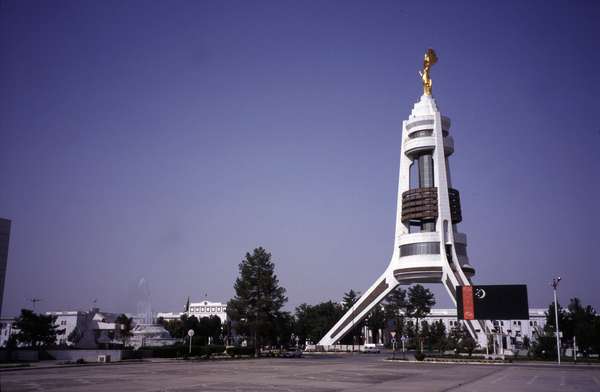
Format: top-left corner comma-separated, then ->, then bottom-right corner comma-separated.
419,48 -> 438,96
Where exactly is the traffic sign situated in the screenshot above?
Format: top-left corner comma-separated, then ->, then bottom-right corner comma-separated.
188,329 -> 195,337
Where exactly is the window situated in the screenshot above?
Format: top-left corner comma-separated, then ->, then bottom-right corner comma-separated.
211,307 -> 216,312
529,321 -> 533,326
217,307 -> 221,312
200,307 -> 205,312
399,242 -> 440,257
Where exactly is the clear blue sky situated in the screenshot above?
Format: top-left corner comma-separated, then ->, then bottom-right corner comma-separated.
1,0 -> 599,317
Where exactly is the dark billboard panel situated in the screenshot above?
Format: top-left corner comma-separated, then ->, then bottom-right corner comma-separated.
456,285 -> 529,320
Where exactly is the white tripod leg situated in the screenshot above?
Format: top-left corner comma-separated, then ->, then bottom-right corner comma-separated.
317,266 -> 399,347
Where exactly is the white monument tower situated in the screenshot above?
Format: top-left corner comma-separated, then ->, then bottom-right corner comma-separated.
318,49 -> 487,347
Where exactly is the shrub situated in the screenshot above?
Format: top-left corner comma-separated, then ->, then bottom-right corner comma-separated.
226,346 -> 256,358
414,352 -> 426,361
206,345 -> 226,357
150,345 -> 186,358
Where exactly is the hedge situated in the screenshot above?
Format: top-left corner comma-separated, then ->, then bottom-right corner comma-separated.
226,346 -> 256,358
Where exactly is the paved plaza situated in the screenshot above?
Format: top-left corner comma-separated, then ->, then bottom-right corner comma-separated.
2,354 -> 600,392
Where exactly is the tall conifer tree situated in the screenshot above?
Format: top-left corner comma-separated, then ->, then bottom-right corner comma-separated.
227,247 -> 287,354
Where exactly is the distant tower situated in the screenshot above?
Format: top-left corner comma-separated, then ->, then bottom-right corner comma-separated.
318,50 -> 487,346
0,218 -> 11,317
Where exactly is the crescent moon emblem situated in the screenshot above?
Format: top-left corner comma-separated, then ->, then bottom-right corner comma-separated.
475,288 -> 486,299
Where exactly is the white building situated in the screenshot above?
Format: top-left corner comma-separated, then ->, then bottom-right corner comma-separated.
157,299 -> 228,324
364,308 -> 547,349
188,300 -> 227,323
0,317 -> 16,347
47,311 -> 86,346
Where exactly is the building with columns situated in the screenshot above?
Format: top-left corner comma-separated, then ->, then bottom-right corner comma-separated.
156,299 -> 228,323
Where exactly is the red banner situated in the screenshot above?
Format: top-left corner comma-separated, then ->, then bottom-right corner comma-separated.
462,286 -> 475,320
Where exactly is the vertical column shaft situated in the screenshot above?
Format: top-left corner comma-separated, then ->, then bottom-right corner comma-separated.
418,154 -> 435,231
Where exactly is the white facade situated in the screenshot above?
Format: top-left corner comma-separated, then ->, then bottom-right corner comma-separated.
400,308 -> 545,345
0,317 -> 16,347
157,300 -> 228,324
156,312 -> 183,322
187,300 -> 227,323
47,311 -> 84,346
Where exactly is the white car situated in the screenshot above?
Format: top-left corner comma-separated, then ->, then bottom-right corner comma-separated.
362,344 -> 380,353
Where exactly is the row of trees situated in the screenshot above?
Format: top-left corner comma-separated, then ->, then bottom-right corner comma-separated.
11,246 -> 599,358
226,247 -> 478,353
157,314 -> 223,345
534,297 -> 600,358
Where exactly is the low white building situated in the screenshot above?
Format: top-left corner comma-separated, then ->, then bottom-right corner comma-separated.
155,312 -> 182,322
129,324 -> 178,349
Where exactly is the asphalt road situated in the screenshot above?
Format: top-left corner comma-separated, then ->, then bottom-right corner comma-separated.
2,353 -> 599,391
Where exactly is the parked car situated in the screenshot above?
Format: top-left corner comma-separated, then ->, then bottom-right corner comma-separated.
362,344 -> 380,353
282,348 -> 303,358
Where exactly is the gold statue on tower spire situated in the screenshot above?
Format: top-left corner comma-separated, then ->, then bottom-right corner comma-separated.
419,48 -> 438,96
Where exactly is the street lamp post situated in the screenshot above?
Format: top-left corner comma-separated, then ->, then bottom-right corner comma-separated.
551,277 -> 562,365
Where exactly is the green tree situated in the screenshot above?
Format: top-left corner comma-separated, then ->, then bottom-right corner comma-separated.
544,301 -> 567,335
294,301 -> 344,345
115,314 -> 134,347
460,325 -> 476,356
447,324 -> 474,356
406,284 -> 435,349
430,320 -> 448,353
227,247 -> 288,354
366,305 -> 386,344
447,326 -> 462,354
198,315 -> 222,345
420,321 -> 432,351
564,298 -> 597,357
14,309 -> 63,349
340,289 -> 363,345
544,301 -> 567,353
273,311 -> 294,348
590,317 -> 600,356
157,316 -> 184,339
383,287 -> 407,340
342,290 -> 359,310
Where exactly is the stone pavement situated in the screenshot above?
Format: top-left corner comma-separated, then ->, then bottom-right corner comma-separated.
1,353 -> 599,391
